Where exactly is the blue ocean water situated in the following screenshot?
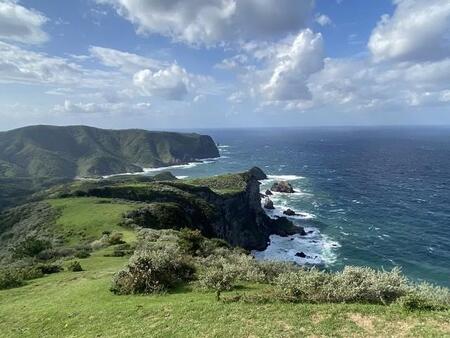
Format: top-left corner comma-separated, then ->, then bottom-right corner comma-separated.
146,127 -> 450,287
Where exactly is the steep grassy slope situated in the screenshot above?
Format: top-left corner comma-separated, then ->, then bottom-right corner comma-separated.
0,251 -> 449,337
0,125 -> 219,178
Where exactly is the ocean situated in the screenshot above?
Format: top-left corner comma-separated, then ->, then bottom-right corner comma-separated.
144,127 -> 450,287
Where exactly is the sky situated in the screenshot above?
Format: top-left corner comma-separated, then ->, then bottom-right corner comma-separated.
0,0 -> 449,131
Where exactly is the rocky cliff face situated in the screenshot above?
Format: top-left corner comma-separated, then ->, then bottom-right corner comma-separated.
83,167 -> 302,251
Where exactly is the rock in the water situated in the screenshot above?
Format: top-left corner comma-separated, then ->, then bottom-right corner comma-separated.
295,251 -> 307,258
259,193 -> 266,199
263,197 -> 275,209
283,208 -> 297,216
265,189 -> 273,196
271,181 -> 295,193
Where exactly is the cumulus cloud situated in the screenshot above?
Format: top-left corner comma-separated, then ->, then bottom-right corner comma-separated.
368,0 -> 450,62
0,0 -> 48,44
97,0 -> 314,45
133,64 -> 191,100
261,29 -> 324,101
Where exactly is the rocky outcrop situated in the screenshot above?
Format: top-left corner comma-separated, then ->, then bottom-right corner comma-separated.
263,197 -> 275,209
283,208 -> 297,216
265,189 -> 273,196
88,167 -> 302,251
271,181 -> 295,193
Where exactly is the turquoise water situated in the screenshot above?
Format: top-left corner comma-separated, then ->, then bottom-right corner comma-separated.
144,127 -> 450,287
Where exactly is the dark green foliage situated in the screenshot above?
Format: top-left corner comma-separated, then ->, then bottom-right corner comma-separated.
177,228 -> 205,256
0,269 -> 24,290
36,263 -> 63,274
0,125 -> 219,179
67,261 -> 83,272
0,202 -> 59,262
12,236 -> 52,259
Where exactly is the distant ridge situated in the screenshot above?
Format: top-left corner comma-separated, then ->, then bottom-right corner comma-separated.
0,125 -> 219,178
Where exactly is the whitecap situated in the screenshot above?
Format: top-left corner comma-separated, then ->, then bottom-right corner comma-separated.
266,174 -> 305,181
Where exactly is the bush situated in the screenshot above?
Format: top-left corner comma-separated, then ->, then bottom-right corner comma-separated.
111,247 -> 195,295
257,261 -> 300,283
36,263 -> 63,275
275,269 -> 332,303
198,257 -> 237,301
12,236 -> 52,259
330,266 -> 408,304
68,261 -> 83,272
108,232 -> 125,245
177,228 -> 204,256
398,283 -> 450,311
0,269 -> 24,290
274,266 -> 409,304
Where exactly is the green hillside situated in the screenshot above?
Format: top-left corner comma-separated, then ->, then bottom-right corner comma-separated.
0,125 -> 219,178
0,193 -> 449,337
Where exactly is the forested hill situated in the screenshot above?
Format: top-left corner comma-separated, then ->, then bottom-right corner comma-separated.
0,125 -> 219,178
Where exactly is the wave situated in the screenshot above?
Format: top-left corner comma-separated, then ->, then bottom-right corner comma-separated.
143,157 -> 219,173
254,172 -> 339,267
265,174 -> 305,181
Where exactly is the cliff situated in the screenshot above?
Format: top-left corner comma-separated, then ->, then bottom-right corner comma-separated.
66,167 -> 302,250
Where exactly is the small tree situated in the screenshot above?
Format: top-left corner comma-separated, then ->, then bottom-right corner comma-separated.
198,259 -> 236,301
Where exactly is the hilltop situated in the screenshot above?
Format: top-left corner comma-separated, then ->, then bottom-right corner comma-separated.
0,125 -> 219,179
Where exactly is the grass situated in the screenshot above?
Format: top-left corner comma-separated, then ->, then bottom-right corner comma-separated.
48,198 -> 138,245
0,250 -> 449,337
186,173 -> 248,194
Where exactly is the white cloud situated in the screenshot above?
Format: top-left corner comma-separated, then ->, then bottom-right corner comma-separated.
0,41 -> 85,85
308,57 -> 450,111
261,29 -> 324,101
215,54 -> 249,70
0,0 -> 48,44
133,64 -> 191,100
89,46 -> 167,73
228,90 -> 246,103
315,14 -> 332,27
97,0 -> 314,45
53,99 -> 151,114
368,0 -> 450,62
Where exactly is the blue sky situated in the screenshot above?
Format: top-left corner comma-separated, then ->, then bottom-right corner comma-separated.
0,0 -> 449,130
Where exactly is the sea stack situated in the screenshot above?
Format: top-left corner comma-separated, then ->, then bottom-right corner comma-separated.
271,181 -> 295,193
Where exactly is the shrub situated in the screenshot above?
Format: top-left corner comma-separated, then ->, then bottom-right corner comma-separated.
0,269 -> 24,290
198,257 -> 237,301
36,263 -> 63,274
330,266 -> 408,304
398,283 -> 450,311
111,247 -> 195,295
257,261 -> 300,283
108,232 -> 125,245
177,228 -> 204,256
68,261 -> 83,272
274,266 -> 409,304
275,269 -> 332,303
12,236 -> 52,258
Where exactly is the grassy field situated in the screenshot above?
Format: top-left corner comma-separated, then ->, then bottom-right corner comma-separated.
0,249 -> 449,338
48,198 -> 138,244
